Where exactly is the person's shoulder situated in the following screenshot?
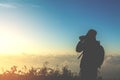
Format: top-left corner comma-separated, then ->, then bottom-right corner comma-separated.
96,42 -> 104,53
96,41 -> 103,48
96,41 -> 100,45
96,41 -> 104,49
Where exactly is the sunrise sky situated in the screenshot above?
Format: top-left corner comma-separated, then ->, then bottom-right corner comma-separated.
0,0 -> 120,78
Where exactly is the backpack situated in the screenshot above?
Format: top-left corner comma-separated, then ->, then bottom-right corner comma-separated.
96,45 -> 105,68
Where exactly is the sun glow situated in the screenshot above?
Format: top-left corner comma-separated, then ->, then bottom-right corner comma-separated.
0,22 -> 40,55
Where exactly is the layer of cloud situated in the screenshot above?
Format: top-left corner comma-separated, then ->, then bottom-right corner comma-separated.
0,54 -> 120,79
101,55 -> 120,79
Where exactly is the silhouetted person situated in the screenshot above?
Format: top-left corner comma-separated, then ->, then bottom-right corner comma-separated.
76,29 -> 104,80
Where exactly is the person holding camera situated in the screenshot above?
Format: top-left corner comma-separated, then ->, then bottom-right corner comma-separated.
76,29 -> 104,80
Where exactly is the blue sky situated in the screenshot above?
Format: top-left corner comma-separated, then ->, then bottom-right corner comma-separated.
0,0 -> 120,55
0,0 -> 120,77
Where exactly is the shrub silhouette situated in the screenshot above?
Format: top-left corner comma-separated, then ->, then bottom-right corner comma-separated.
0,63 -> 118,80
0,63 -> 79,80
0,63 -> 120,80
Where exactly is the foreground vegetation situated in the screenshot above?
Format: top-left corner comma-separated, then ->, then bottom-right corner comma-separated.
0,63 -> 119,80
0,62 -> 79,80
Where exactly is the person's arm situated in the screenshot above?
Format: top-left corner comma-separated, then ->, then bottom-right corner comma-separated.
76,41 -> 85,53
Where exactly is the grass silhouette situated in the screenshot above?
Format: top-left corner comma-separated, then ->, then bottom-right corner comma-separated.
0,62 -> 119,80
0,62 -> 79,80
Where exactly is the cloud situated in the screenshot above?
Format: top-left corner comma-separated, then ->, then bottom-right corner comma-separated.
31,5 -> 41,8
0,3 -> 16,8
107,55 -> 120,65
1,54 -> 120,79
101,55 -> 120,79
103,55 -> 120,66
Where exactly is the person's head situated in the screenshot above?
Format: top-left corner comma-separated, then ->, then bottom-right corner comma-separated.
86,29 -> 97,40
